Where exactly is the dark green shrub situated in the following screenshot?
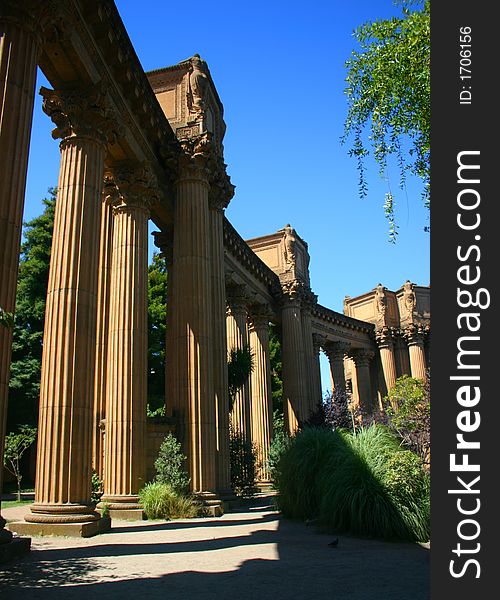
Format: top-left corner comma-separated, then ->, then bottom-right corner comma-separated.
139,482 -> 199,520
154,433 -> 190,493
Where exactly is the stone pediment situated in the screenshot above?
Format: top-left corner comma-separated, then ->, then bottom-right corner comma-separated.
147,54 -> 226,155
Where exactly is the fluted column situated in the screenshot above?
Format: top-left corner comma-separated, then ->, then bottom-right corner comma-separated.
92,187 -> 114,480
281,287 -> 308,433
350,349 -> 375,415
405,326 -> 427,381
249,306 -> 273,482
376,328 -> 397,393
209,203 -> 231,494
169,145 -> 217,495
0,7 -> 41,544
300,303 -> 320,420
324,341 -> 350,393
226,285 -> 252,442
98,165 -> 154,514
24,86 -> 119,534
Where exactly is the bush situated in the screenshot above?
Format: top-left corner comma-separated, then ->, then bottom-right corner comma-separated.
139,482 -> 199,520
91,470 -> 103,505
154,433 -> 190,493
275,424 -> 430,542
230,427 -> 257,498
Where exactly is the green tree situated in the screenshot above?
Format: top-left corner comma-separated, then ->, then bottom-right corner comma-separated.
7,190 -> 56,430
384,374 -> 430,466
154,432 -> 190,494
3,425 -> 37,501
147,252 -> 167,414
269,324 -> 283,414
343,0 -> 430,241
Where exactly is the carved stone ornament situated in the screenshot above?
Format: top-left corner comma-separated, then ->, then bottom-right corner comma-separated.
375,326 -> 396,349
402,280 -> 417,320
104,162 -> 159,213
187,54 -> 208,118
374,283 -> 387,322
0,0 -> 74,45
283,224 -> 297,269
280,279 -> 312,304
248,303 -> 272,330
40,84 -> 123,145
324,340 -> 350,361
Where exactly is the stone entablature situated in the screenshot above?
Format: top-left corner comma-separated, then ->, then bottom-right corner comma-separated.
344,281 -> 430,331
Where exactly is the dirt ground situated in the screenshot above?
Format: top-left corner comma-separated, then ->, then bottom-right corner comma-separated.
0,496 -> 429,600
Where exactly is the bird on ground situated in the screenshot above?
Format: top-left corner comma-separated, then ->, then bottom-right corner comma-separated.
328,538 -> 339,547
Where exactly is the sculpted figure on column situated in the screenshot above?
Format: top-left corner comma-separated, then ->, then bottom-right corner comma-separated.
375,283 -> 387,324
187,54 -> 208,118
402,280 -> 416,321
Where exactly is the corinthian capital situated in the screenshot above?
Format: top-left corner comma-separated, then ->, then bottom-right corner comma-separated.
349,348 -> 375,366
324,341 -> 350,361
375,326 -> 397,349
105,163 -> 159,214
40,84 -> 123,145
248,303 -> 272,331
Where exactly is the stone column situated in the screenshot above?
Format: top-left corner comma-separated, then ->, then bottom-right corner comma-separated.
92,185 -> 114,481
300,300 -> 320,420
249,305 -> 273,483
209,199 -> 232,495
324,341 -> 350,393
98,165 -> 155,517
376,328 -> 397,393
18,86 -> 119,537
0,6 -> 41,546
405,326 -> 427,381
281,285 -> 308,433
168,139 -> 218,500
226,284 -> 252,442
350,349 -> 375,416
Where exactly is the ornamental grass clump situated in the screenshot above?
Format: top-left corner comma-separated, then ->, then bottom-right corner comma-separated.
139,482 -> 199,520
275,424 -> 430,542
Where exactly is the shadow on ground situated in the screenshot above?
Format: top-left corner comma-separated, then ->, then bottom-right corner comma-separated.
0,497 -> 429,600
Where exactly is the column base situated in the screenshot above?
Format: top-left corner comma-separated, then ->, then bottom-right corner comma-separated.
194,491 -> 224,517
7,518 -> 107,538
0,536 -> 31,563
97,495 -> 144,521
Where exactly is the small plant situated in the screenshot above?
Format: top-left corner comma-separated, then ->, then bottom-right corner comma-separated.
147,404 -> 166,418
3,425 -> 37,501
100,503 -> 110,518
154,433 -> 190,493
139,482 -> 199,520
229,425 -> 257,498
91,469 -> 103,504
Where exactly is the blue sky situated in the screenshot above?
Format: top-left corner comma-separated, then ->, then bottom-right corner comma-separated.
24,1 -> 429,392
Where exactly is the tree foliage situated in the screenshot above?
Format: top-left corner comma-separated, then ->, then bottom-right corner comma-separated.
227,344 -> 254,410
269,324 -> 283,414
343,0 -> 430,241
7,191 -> 56,430
3,425 -> 37,501
384,373 -> 430,467
154,432 -> 191,494
147,252 -> 167,414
